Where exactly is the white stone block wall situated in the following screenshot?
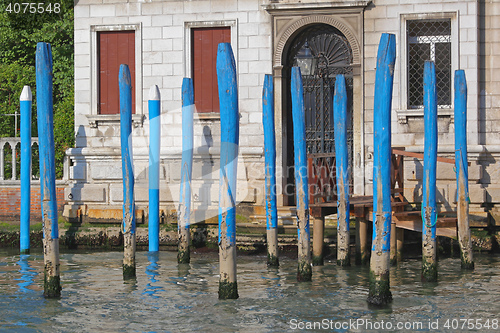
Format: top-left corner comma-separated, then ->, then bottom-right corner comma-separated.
70,0 -> 272,219
363,1 -> 489,212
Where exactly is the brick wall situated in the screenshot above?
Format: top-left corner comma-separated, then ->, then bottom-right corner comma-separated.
0,186 -> 66,221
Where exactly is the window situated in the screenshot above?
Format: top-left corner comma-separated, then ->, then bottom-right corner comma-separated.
191,27 -> 231,113
407,19 -> 451,109
98,31 -> 136,114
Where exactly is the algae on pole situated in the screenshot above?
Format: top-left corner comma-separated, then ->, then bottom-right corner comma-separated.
119,64 -> 136,280
291,66 -> 312,282
36,42 -> 61,298
422,61 -> 438,282
217,43 -> 239,299
367,33 -> 396,306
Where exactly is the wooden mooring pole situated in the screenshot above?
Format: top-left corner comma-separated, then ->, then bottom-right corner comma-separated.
36,42 -> 61,297
119,64 -> 136,279
263,74 -> 279,267
454,70 -> 474,270
367,33 -> 396,306
20,85 -> 32,255
291,67 -> 312,282
148,85 -> 161,253
334,74 -> 350,267
217,43 -> 239,299
178,78 -> 194,264
422,61 -> 438,282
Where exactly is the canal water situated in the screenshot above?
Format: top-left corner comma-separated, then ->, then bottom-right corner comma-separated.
1,249 -> 499,332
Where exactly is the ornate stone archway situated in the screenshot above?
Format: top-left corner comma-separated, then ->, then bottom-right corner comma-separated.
265,2 -> 370,206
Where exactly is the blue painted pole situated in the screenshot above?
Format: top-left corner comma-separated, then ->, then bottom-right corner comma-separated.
263,74 -> 279,267
20,86 -> 32,255
368,33 -> 396,306
291,66 -> 312,282
119,64 -> 136,279
36,42 -> 61,298
217,43 -> 239,299
148,85 -> 161,253
334,74 -> 350,267
178,78 -> 194,264
422,61 -> 438,282
454,70 -> 474,270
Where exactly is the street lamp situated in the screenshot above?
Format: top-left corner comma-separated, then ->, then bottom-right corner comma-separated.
295,42 -> 316,76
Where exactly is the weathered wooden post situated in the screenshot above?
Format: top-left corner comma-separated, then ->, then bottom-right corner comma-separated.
217,43 -> 239,299
422,61 -> 438,282
291,66 -> 312,282
368,33 -> 396,306
263,74 -> 279,267
454,70 -> 474,270
119,64 -> 136,279
334,74 -> 350,267
178,78 -> 194,264
36,42 -> 61,298
355,216 -> 369,265
20,86 -> 32,255
148,85 -> 161,253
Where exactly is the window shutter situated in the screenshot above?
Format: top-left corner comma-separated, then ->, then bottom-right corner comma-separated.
98,31 -> 136,114
192,27 -> 231,113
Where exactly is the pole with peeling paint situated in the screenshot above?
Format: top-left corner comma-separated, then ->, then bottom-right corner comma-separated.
422,61 -> 438,282
334,74 -> 350,267
217,43 -> 239,299
263,74 -> 279,267
178,78 -> 194,264
368,33 -> 396,306
291,66 -> 312,282
148,85 -> 161,252
20,86 -> 32,255
120,64 -> 136,279
36,42 -> 61,298
454,70 -> 474,270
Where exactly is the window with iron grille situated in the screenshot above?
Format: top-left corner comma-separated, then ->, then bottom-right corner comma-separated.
407,19 -> 451,109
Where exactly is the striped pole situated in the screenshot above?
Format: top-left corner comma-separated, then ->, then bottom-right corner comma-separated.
334,74 -> 350,267
119,64 -> 136,279
368,33 -> 396,306
20,86 -> 32,255
291,66 -> 312,282
454,70 -> 474,270
36,42 -> 61,298
422,61 -> 438,282
178,78 -> 194,264
148,85 -> 161,252
263,74 -> 279,267
217,43 -> 239,299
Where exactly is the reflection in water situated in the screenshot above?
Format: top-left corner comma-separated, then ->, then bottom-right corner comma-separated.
144,251 -> 163,298
16,254 -> 37,293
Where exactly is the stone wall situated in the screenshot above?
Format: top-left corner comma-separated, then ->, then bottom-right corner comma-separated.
69,0 -> 272,221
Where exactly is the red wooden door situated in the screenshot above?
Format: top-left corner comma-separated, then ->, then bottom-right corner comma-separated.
99,31 -> 136,114
192,27 -> 231,113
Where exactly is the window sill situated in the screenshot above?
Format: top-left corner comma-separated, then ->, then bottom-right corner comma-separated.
87,114 -> 145,128
396,108 -> 454,124
195,112 -> 220,121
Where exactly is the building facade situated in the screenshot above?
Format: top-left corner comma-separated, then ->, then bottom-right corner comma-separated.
66,0 -> 500,225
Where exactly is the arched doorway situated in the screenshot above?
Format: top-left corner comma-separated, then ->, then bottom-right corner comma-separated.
283,24 -> 354,205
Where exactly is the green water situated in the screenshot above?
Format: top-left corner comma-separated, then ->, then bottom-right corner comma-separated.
0,249 -> 499,332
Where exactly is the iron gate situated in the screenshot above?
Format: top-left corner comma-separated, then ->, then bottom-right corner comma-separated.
288,24 -> 354,203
